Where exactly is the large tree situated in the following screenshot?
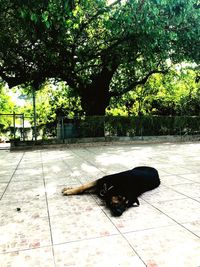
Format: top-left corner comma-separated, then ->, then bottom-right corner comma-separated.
0,0 -> 199,115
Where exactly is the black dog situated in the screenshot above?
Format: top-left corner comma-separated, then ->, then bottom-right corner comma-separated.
62,166 -> 160,216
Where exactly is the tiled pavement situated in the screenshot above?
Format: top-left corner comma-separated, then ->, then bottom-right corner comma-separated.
0,142 -> 200,267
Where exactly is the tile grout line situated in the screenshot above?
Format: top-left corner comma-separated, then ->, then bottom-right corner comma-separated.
120,233 -> 148,267
52,233 -> 119,247
0,244 -> 54,255
54,146 -> 200,265
87,190 -> 147,266
157,182 -> 200,205
0,152 -> 25,201
62,148 -> 147,265
45,148 -> 133,264
70,148 -> 200,261
59,148 -> 170,266
142,197 -> 200,240
40,151 -> 57,267
99,204 -> 148,266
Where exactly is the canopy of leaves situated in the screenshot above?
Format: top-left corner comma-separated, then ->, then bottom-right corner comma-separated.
108,67 -> 200,116
0,0 -> 199,114
0,84 -> 15,130
18,82 -> 83,126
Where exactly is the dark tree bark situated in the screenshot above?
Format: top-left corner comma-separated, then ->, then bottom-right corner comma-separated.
78,63 -> 118,116
80,84 -> 110,116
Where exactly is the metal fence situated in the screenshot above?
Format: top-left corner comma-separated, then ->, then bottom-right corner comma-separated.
0,113 -> 26,141
57,115 -> 200,140
1,114 -> 200,142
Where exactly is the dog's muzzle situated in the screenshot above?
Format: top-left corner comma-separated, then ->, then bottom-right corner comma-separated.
99,184 -> 127,216
110,203 -> 126,217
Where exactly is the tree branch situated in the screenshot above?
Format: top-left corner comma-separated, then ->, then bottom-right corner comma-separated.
0,68 -> 26,88
74,0 -> 121,41
109,69 -> 168,97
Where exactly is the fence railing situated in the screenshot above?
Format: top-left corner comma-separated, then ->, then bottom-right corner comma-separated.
57,115 -> 200,139
0,113 -> 26,141
1,115 -> 200,141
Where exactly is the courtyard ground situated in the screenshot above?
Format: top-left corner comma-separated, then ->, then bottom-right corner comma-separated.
0,142 -> 200,267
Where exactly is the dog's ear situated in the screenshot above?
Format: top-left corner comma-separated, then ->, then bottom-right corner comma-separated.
126,197 -> 140,207
135,198 -> 140,206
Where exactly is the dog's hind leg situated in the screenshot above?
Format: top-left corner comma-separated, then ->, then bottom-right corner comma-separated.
62,181 -> 97,196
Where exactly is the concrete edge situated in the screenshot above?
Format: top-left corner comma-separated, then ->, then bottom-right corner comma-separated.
9,135 -> 200,151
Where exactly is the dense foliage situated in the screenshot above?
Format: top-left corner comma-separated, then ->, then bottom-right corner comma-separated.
0,0 -> 199,115
108,67 -> 200,116
0,84 -> 15,138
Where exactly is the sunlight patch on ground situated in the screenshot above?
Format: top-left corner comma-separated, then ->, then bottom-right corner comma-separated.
81,163 -> 100,173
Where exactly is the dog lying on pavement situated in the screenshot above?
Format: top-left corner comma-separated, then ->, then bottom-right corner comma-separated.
62,166 -> 160,216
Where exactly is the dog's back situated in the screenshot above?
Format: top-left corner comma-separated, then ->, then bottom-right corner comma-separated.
97,166 -> 160,198
130,166 -> 160,193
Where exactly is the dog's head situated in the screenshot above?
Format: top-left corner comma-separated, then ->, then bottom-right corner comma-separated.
99,183 -> 129,216
107,195 -> 128,217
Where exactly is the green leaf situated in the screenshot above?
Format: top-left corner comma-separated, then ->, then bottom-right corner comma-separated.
30,13 -> 38,23
42,11 -> 49,22
45,21 -> 51,28
19,9 -> 27,19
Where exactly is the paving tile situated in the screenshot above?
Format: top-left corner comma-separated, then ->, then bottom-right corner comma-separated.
11,174 -> 43,182
0,182 -> 7,197
124,225 -> 200,267
43,164 -> 67,176
183,220 -> 200,238
0,247 -> 54,267
2,181 -> 46,202
18,162 -> 43,169
51,209 -> 118,244
94,152 -> 151,172
6,180 -> 44,191
158,166 -> 192,176
0,159 -> 21,168
45,175 -> 81,187
1,142 -> 200,266
179,173 -> 200,183
0,198 -> 48,219
153,198 -> 200,223
109,203 -> 175,233
184,164 -> 200,174
160,174 -> 192,186
0,174 -> 12,183
171,182 -> 200,200
141,184 -> 185,203
0,214 -> 51,253
14,168 -> 43,177
48,193 -> 100,217
78,163 -> 105,181
0,169 -> 15,176
41,150 -> 71,163
54,235 -> 146,267
2,191 -> 46,203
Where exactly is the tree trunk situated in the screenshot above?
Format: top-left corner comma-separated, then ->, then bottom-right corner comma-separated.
78,83 -> 110,137
80,83 -> 111,116
77,62 -> 119,116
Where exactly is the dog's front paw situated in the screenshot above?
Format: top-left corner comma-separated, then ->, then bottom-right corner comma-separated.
62,187 -> 72,195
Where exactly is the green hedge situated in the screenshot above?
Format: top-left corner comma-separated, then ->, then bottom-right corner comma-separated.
58,116 -> 200,138
77,116 -> 105,137
105,116 -> 200,136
